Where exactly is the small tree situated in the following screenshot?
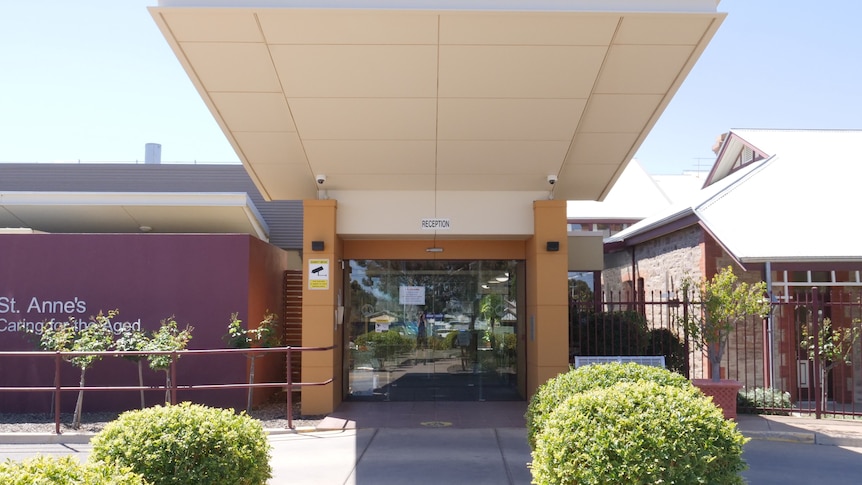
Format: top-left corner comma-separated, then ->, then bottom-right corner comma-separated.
114,328 -> 150,409
224,311 -> 281,412
681,266 -> 770,381
800,317 -> 861,413
39,311 -> 115,429
146,316 -> 193,403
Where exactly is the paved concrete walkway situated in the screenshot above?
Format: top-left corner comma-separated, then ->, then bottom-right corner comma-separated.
3,402 -> 862,485
735,413 -> 862,447
268,427 -> 532,484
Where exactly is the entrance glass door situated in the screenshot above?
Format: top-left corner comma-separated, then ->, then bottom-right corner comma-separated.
345,260 -> 523,401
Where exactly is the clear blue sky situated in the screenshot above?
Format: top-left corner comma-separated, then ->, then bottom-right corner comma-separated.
1,1 -> 860,174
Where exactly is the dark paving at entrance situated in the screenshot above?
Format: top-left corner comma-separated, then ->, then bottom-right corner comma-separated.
349,352 -> 520,402
376,371 -> 520,401
318,401 -> 528,430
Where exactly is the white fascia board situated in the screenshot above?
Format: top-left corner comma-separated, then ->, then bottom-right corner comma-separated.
603,205 -> 694,243
156,0 -> 721,13
0,228 -> 44,234
741,256 -> 862,265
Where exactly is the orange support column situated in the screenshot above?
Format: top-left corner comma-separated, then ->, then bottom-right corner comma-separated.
526,200 -> 570,398
301,200 -> 342,415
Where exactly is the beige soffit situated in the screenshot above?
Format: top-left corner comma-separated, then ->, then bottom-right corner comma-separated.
0,192 -> 269,240
150,1 -> 725,202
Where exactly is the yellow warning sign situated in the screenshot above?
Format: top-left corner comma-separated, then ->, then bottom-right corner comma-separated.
308,259 -> 329,290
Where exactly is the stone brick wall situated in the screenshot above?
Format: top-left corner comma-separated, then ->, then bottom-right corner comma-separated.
601,226 -> 862,403
601,226 -> 767,385
603,225 -> 704,297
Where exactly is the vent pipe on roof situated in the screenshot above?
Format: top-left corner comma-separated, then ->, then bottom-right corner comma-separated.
145,143 -> 162,164
711,133 -> 727,155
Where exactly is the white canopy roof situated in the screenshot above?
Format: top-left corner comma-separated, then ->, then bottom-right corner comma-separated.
149,0 -> 725,202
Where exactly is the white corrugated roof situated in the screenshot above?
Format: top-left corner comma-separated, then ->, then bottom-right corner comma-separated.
606,157 -> 763,242
698,130 -> 862,262
568,159 -> 703,220
609,129 -> 862,264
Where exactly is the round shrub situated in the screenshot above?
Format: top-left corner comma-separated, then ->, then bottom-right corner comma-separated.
89,402 -> 271,485
531,381 -> 748,485
0,455 -> 148,485
526,362 -> 691,449
737,386 -> 792,414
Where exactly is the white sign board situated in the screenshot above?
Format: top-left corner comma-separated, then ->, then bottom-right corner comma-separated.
420,218 -> 451,230
308,259 -> 329,290
399,286 -> 425,305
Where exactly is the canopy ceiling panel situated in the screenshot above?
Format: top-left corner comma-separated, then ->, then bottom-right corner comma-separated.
231,132 -> 307,166
272,45 -> 439,98
438,13 -> 618,45
437,99 -> 586,141
0,193 -> 268,239
561,164 -> 622,200
596,45 -> 695,94
303,140 -> 437,175
437,45 -> 606,98
209,93 -> 296,132
5,206 -> 136,233
180,43 -> 281,92
288,98 -> 438,140
259,11 -> 439,44
150,4 -> 725,201
436,141 -> 570,175
566,133 -> 643,166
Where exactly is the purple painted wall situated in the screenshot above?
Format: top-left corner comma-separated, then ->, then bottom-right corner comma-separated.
0,233 -> 288,413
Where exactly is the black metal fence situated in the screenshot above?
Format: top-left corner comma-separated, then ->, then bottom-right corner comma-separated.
570,288 -> 862,418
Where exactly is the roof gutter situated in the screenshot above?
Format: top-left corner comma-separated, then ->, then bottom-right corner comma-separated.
604,208 -> 699,252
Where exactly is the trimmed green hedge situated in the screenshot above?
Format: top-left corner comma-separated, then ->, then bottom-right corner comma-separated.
526,362 -> 691,449
647,328 -> 687,374
89,402 -> 271,485
355,330 -> 415,363
0,455 -> 148,485
531,381 -> 748,485
573,311 -> 650,356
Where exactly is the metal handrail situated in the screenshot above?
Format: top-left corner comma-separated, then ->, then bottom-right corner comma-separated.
0,345 -> 335,433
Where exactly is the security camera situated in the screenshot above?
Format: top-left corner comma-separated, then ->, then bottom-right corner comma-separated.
547,175 -> 558,185
316,174 -> 327,185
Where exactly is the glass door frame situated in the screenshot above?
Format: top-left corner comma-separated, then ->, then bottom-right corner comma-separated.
342,259 -> 526,401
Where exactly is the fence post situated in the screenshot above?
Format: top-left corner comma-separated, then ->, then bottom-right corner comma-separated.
170,351 -> 178,405
682,289 -> 690,379
286,346 -> 293,430
811,287 -> 821,419
54,351 -> 62,435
